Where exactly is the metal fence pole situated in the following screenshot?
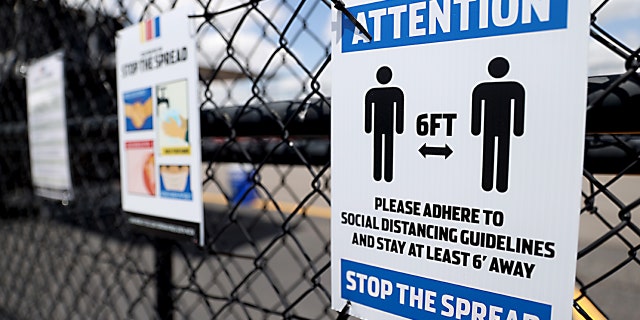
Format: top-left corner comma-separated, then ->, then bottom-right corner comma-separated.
154,238 -> 174,320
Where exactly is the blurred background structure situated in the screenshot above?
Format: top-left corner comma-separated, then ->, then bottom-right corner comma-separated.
0,0 -> 639,319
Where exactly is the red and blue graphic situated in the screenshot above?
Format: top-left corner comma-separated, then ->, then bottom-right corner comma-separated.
140,16 -> 161,42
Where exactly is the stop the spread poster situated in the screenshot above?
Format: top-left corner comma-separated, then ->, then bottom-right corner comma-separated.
331,0 -> 589,319
116,6 -> 204,245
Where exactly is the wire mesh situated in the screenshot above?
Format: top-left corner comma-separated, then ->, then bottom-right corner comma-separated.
0,0 -> 637,319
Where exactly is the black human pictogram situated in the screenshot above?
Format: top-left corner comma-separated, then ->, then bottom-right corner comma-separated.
365,66 -> 404,182
471,57 -> 525,193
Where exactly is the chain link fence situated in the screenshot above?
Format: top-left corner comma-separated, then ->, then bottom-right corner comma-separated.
0,0 -> 638,319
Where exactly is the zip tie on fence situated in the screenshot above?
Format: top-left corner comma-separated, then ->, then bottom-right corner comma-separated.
336,301 -> 351,320
330,0 -> 372,41
624,47 -> 640,72
297,103 -> 310,121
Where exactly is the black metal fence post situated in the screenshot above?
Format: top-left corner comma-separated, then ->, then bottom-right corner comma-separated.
155,238 -> 174,320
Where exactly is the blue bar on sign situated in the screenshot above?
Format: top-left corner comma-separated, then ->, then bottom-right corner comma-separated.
154,16 -> 161,38
341,259 -> 552,319
341,0 -> 568,52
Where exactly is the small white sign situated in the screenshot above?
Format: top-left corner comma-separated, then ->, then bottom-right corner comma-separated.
26,51 -> 74,202
331,0 -> 589,319
116,6 -> 204,245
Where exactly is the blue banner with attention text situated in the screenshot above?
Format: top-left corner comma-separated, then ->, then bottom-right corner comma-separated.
341,0 -> 568,52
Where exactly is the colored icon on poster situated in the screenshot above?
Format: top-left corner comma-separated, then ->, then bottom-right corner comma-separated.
126,140 -> 156,196
157,79 -> 190,155
160,165 -> 192,200
124,88 -> 153,131
140,16 -> 160,42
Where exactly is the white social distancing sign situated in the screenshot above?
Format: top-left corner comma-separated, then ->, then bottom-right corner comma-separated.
331,0 -> 589,319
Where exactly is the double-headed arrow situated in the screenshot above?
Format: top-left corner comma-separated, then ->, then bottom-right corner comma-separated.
418,143 -> 453,159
